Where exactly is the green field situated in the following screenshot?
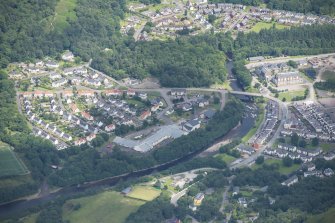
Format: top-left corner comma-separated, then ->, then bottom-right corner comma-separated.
278,90 -> 305,102
250,22 -> 289,33
0,142 -> 29,177
63,191 -> 145,223
53,0 -> 77,31
126,186 -> 161,201
320,143 -> 335,152
322,70 -> 335,82
252,159 -> 300,175
307,207 -> 335,223
215,153 -> 237,165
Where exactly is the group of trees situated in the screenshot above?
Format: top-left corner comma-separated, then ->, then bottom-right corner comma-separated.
92,33 -> 234,87
233,25 -> 335,60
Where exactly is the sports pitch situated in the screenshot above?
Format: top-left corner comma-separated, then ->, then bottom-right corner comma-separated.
0,142 -> 29,177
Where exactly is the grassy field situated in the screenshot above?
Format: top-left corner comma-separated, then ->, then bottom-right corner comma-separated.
63,191 -> 145,223
322,70 -> 335,82
278,90 -> 305,102
53,0 -> 77,31
126,186 -> 161,201
307,207 -> 335,223
250,22 -> 289,33
252,159 -> 300,175
320,143 -> 335,152
0,142 -> 29,177
215,153 -> 237,165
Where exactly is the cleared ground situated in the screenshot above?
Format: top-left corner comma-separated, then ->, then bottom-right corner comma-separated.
62,191 -> 145,223
250,22 -> 289,33
126,186 -> 161,201
252,159 -> 300,175
0,142 -> 29,177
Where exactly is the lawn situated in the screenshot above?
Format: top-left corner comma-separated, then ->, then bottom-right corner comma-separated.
0,142 -> 29,177
322,70 -> 335,82
215,153 -> 237,165
278,90 -> 305,102
307,207 -> 335,223
250,22 -> 289,33
320,143 -> 335,152
53,0 -> 77,31
62,191 -> 145,223
126,186 -> 161,201
252,159 -> 300,175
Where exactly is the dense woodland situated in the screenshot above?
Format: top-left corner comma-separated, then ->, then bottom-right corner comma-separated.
92,33 -> 233,87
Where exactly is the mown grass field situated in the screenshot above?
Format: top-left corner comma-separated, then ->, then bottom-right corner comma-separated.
278,90 -> 305,102
53,0 -> 77,31
250,22 -> 289,33
252,159 -> 300,175
307,207 -> 335,223
126,186 -> 161,201
0,142 -> 29,177
215,153 -> 237,165
62,191 -> 145,223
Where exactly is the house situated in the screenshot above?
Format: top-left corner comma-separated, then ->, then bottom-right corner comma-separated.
193,193 -> 205,206
121,187 -> 132,195
81,111 -> 94,121
151,104 -> 161,112
52,78 -> 68,88
324,168 -> 334,177
70,77 -> 82,85
304,162 -> 316,171
281,175 -> 298,186
238,197 -> 248,207
105,89 -> 122,96
182,103 -> 193,112
127,89 -> 136,97
197,98 -> 209,107
236,145 -> 255,155
105,124 -> 116,132
203,109 -> 216,119
137,92 -> 147,100
171,89 -> 186,97
62,90 -> 73,98
78,90 -> 95,97
49,72 -> 62,80
324,152 -> 335,161
62,134 -> 72,141
63,67 -> 75,75
273,71 -> 303,87
85,78 -> 101,87
70,104 -> 80,113
74,138 -> 87,146
45,61 -> 59,69
140,110 -> 152,120
304,170 -> 322,178
86,133 -> 96,141
183,119 -> 201,132
232,186 -> 240,196
61,51 -> 74,62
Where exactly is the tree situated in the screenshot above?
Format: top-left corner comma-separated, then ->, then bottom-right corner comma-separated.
208,15 -> 217,24
312,137 -> 319,146
256,156 -> 264,165
283,157 -> 293,167
299,139 -> 307,148
287,60 -> 298,68
291,133 -> 299,146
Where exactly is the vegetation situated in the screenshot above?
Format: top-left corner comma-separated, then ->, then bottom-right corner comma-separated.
62,191 -> 145,223
234,25 -> 335,60
0,142 -> 29,177
92,33 -> 233,87
126,186 -> 161,201
314,70 -> 335,92
250,22 -> 289,33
